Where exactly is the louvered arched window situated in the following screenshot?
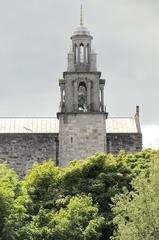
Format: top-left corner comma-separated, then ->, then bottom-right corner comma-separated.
78,82 -> 87,111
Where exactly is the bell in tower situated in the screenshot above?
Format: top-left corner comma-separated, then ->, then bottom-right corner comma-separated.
57,6 -> 108,166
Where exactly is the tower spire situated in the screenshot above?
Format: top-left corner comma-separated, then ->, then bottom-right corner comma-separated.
80,4 -> 83,26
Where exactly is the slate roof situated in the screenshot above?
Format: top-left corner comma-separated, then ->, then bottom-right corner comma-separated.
106,118 -> 138,133
0,117 -> 139,134
0,118 -> 58,134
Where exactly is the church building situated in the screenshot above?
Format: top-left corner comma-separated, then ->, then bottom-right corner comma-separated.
0,10 -> 142,176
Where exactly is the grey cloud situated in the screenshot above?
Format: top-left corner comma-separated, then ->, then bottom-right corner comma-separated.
0,0 -> 158,126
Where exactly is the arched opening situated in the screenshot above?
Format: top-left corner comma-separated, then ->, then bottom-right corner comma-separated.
80,43 -> 84,63
78,82 -> 87,111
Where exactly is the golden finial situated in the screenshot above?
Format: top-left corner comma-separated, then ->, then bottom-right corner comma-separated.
80,5 -> 83,26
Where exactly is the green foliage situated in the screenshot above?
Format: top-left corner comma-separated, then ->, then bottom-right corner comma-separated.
111,152 -> 159,240
0,149 -> 158,239
51,195 -> 104,240
0,163 -> 19,240
21,160 -> 66,218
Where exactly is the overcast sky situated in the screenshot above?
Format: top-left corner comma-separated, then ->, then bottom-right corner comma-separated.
0,0 -> 159,147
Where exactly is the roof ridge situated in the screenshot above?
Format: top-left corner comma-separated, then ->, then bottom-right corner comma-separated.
107,117 -> 134,119
0,117 -> 57,119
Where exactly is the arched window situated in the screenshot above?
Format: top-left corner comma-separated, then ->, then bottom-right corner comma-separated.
80,43 -> 84,63
78,82 -> 87,111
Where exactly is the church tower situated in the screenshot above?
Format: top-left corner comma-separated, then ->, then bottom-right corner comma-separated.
57,7 -> 107,166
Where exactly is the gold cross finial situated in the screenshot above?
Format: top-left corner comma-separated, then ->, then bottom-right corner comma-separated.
80,5 -> 83,26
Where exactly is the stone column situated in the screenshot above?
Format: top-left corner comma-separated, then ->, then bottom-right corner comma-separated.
74,81 -> 78,111
60,87 -> 64,111
73,44 -> 76,63
87,81 -> 91,111
84,46 -> 87,64
101,87 -> 104,112
78,45 -> 80,63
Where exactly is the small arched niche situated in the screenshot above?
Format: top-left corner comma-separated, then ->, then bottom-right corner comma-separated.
78,82 -> 87,111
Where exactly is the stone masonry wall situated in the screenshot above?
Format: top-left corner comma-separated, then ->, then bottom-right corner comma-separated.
107,133 -> 142,156
58,113 -> 107,167
0,133 -> 58,177
0,132 -> 142,176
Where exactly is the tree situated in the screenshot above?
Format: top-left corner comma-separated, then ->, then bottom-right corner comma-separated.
0,162 -> 20,240
18,150 -> 157,239
60,151 -> 154,239
22,160 -> 63,214
111,153 -> 159,240
9,195 -> 104,240
50,195 -> 104,240
0,149 -> 158,240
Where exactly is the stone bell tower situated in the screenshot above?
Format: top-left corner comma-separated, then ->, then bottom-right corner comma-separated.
57,7 -> 107,166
